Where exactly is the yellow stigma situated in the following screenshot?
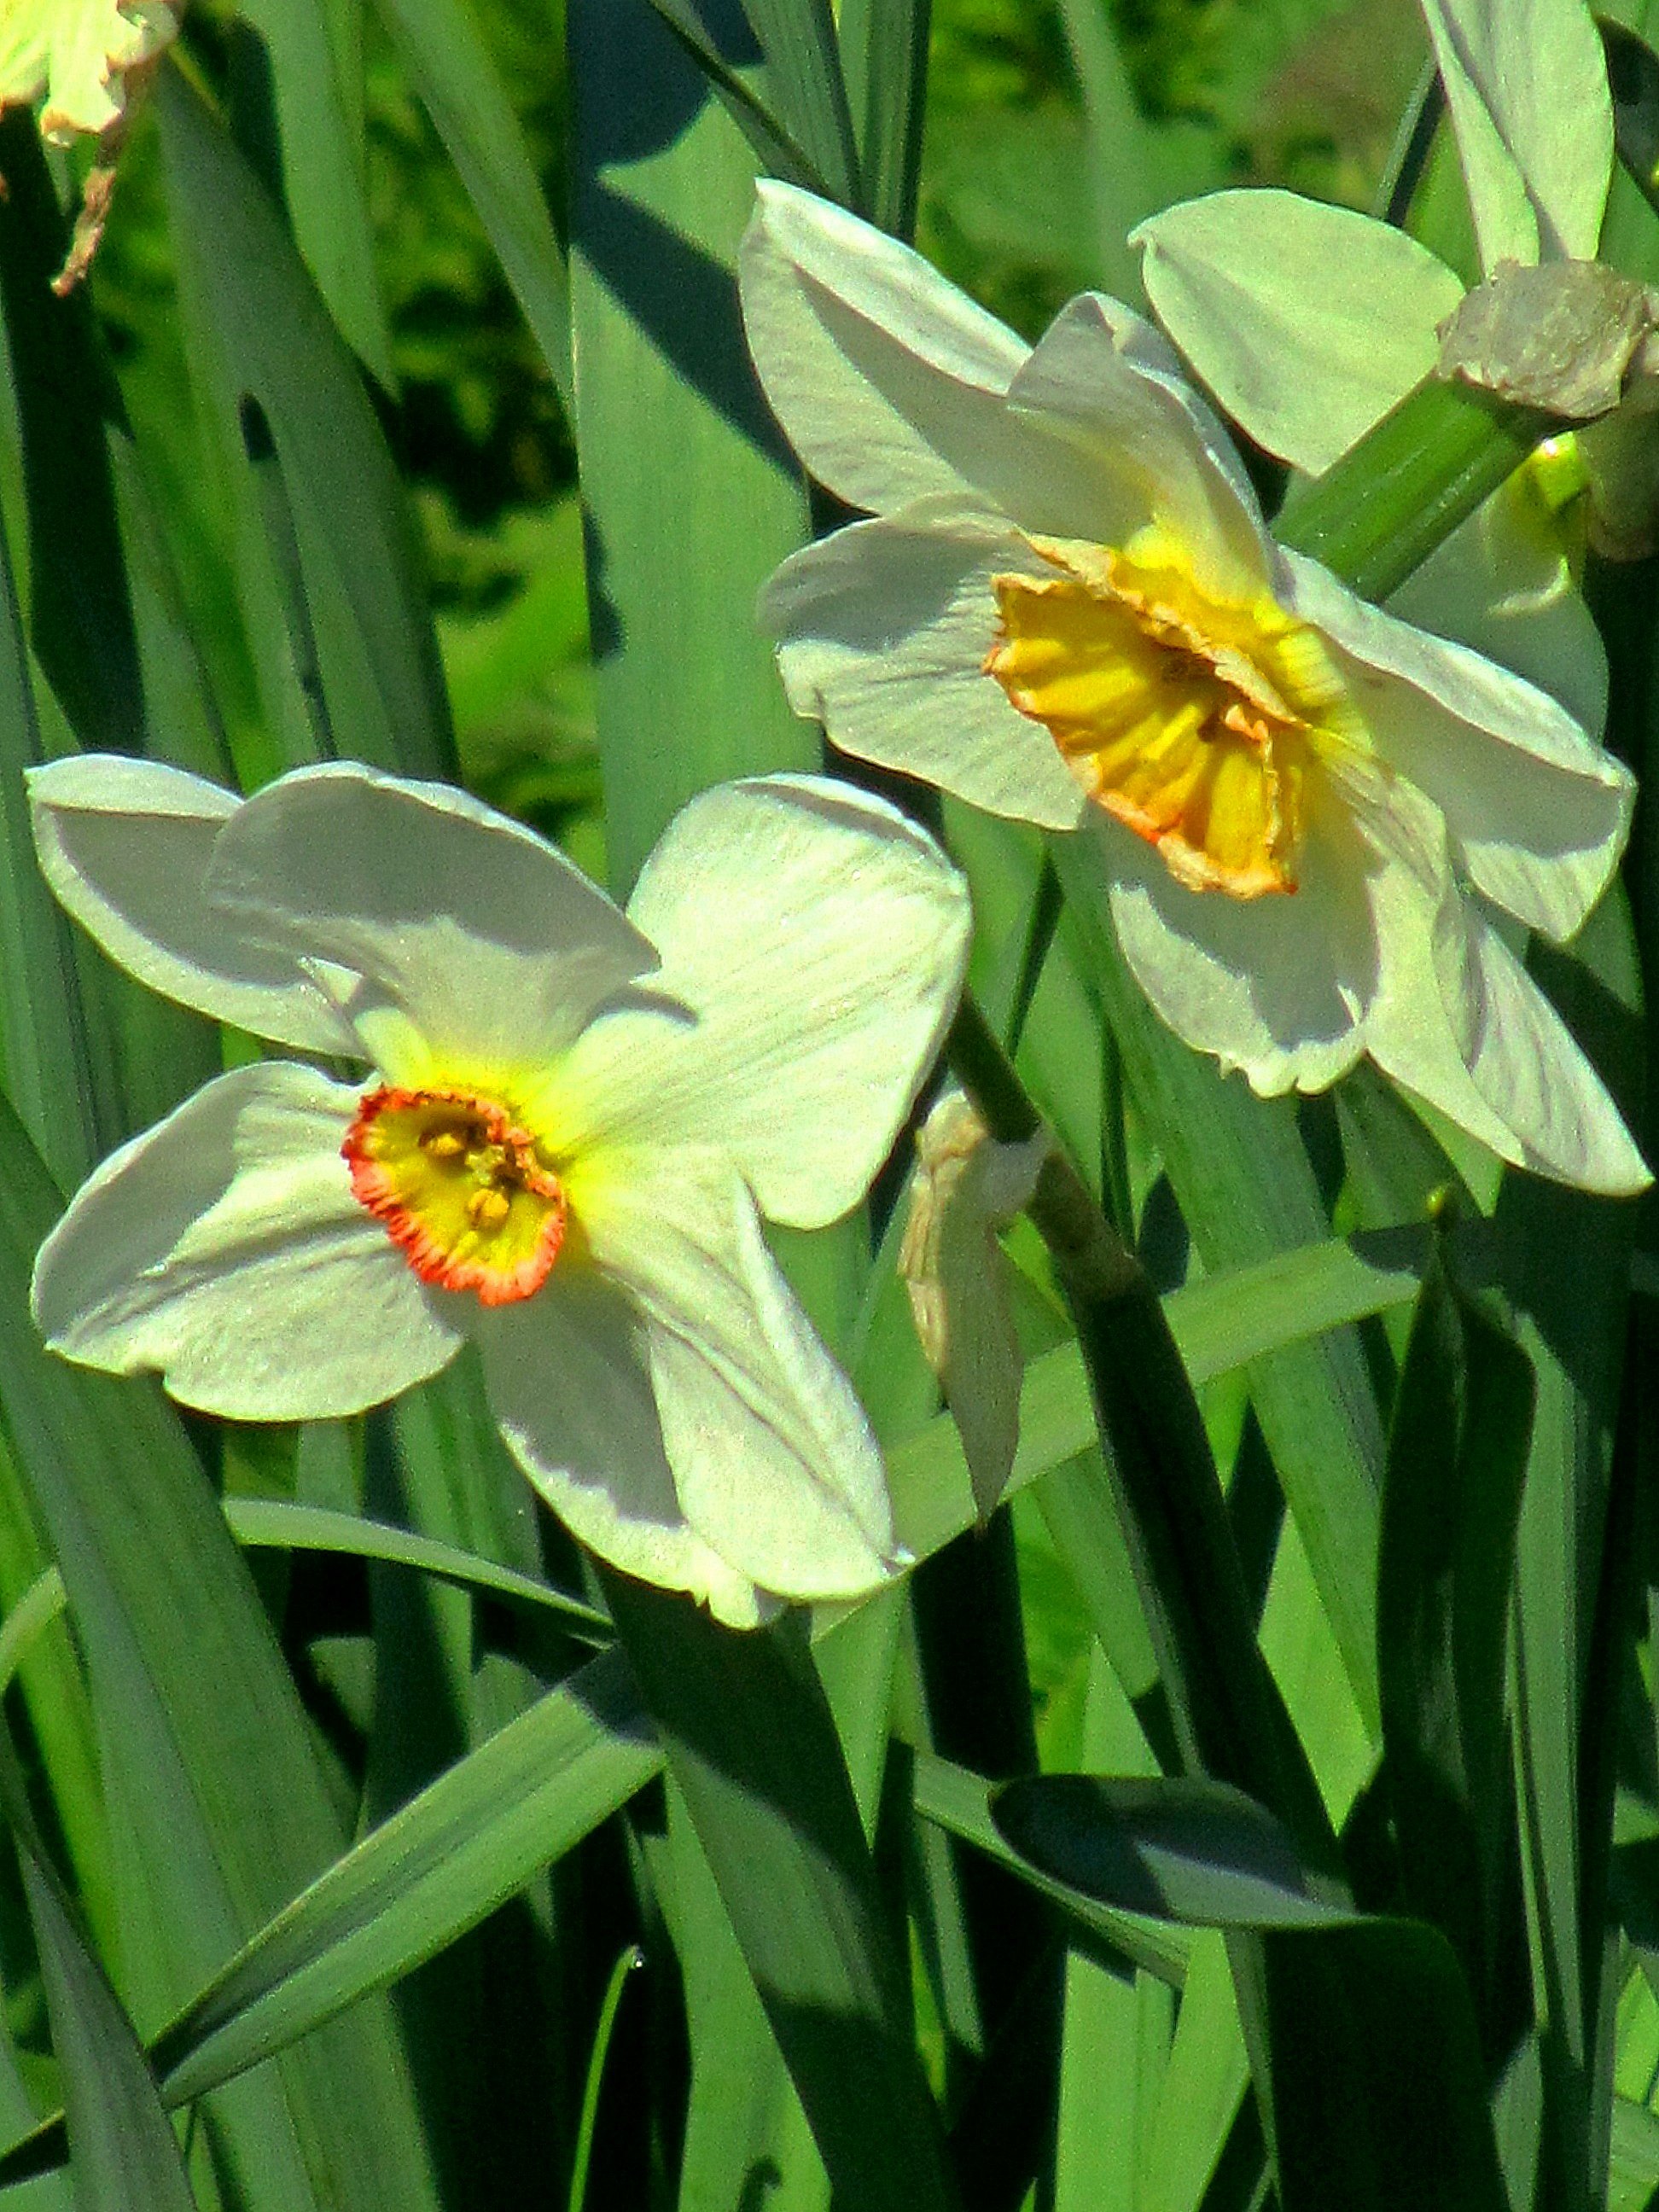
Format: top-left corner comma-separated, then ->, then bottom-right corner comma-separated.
987,530 -> 1348,899
343,1086 -> 568,1306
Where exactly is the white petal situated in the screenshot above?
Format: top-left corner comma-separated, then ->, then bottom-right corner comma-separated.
740,179 -> 1028,513
1319,745 -> 1551,1168
201,762 -> 659,1078
1356,818 -> 1648,1194
1385,474 -> 1609,736
1004,291 -> 1272,600
1133,190 -> 1464,474
549,776 -> 970,1230
1103,781 -> 1377,1096
1436,903 -> 1647,1192
32,1062 -> 463,1418
1359,878 -> 1536,1172
474,1279 -> 768,1628
573,1157 -> 899,1599
1420,0 -> 1611,268
762,498 -> 1087,832
739,182 -> 1159,541
27,755 -> 356,1055
1323,742 -> 1645,1192
1280,548 -> 1632,941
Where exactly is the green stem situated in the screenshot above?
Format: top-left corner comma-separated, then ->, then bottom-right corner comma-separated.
567,1944 -> 641,2212
1275,380 -> 1545,601
946,994 -> 1040,1144
944,992 -> 1333,1861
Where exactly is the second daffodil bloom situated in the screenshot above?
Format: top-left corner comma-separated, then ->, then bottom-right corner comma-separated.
740,183 -> 1647,1196
27,757 -> 971,1626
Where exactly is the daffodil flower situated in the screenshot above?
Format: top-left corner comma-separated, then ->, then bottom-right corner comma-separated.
740,182 -> 1645,1195
0,0 -> 179,143
28,757 -> 971,1625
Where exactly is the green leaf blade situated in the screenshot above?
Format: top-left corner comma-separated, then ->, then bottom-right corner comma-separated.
0,1726 -> 195,2212
992,1775 -> 1351,1931
0,1096 -> 446,2211
157,64 -> 455,783
1377,1238 -> 1534,2013
372,0 -> 574,408
603,1571 -> 958,2212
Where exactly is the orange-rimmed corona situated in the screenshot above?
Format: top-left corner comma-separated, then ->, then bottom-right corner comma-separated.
343,1086 -> 567,1306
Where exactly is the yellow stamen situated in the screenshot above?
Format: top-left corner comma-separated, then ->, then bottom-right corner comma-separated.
344,1086 -> 567,1306
468,1185 -> 512,1231
987,532 -> 1348,899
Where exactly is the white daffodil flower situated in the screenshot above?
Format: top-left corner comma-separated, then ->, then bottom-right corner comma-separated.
740,182 -> 1645,1196
0,0 -> 179,143
28,756 -> 971,1626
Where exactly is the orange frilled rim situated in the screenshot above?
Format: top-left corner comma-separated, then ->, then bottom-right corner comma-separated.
343,1085 -> 568,1307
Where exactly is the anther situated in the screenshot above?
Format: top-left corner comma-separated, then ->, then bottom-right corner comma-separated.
468,1185 -> 512,1231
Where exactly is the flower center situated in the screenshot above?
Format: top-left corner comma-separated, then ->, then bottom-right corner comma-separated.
987,533 -> 1342,899
343,1087 -> 567,1307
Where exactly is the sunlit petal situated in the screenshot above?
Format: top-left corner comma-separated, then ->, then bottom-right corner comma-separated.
28,754 -> 358,1055
202,761 -> 659,1078
1004,291 -> 1272,599
546,776 -> 971,1230
1435,901 -> 1648,1193
1386,466 -> 1609,737
1105,781 -> 1375,1096
763,500 -> 1086,830
32,1062 -> 463,1418
475,1279 -> 770,1628
572,1157 -> 898,1599
1419,0 -> 1610,269
1283,548 -> 1631,942
741,180 -> 1176,542
1133,189 -> 1464,475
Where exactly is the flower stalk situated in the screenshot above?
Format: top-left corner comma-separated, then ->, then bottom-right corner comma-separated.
946,992 -> 1332,1859
1273,378 -> 1549,602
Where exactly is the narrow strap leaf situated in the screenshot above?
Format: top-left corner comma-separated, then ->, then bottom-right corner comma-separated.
602,1569 -> 961,2212
371,0 -> 575,407
0,1724 -> 195,2211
